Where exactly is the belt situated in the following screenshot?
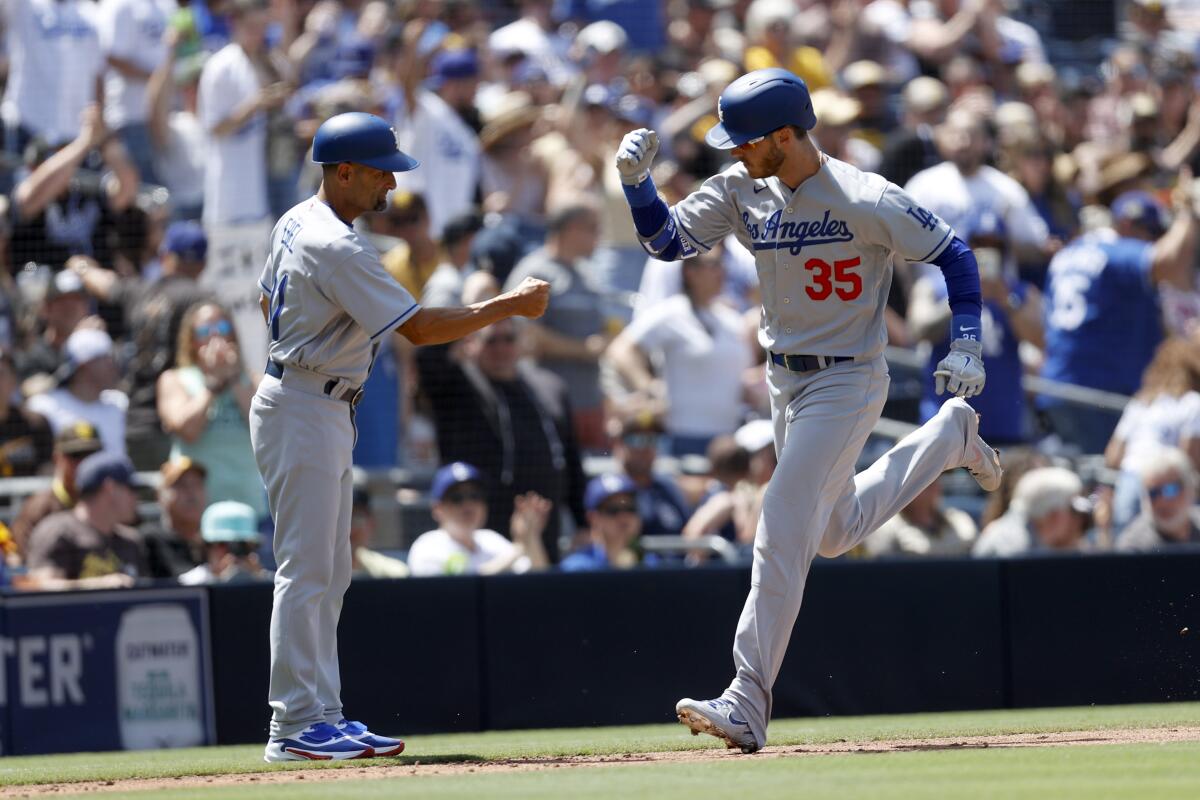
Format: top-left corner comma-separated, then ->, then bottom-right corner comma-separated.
769,352 -> 855,373
265,360 -> 364,406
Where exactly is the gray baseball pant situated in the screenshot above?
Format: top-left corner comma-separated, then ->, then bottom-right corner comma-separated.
250,372 -> 355,739
724,356 -> 974,746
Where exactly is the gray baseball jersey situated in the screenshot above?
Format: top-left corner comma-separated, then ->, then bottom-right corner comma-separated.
646,155 -> 985,751
259,197 -> 421,385
671,157 -> 954,358
251,195 -> 420,740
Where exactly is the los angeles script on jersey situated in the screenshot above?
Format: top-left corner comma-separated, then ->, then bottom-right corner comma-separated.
741,208 -> 854,254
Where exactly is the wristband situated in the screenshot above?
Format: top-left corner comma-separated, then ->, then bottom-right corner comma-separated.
622,175 -> 658,208
951,314 -> 982,344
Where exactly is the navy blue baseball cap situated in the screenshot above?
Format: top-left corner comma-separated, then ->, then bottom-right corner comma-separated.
430,462 -> 484,501
584,473 -> 638,511
428,49 -> 479,87
76,452 -> 141,496
963,208 -> 1007,244
161,221 -> 207,261
1111,191 -> 1167,236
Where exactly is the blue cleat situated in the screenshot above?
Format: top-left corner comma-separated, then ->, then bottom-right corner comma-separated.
335,719 -> 406,757
263,722 -> 374,762
676,697 -> 760,754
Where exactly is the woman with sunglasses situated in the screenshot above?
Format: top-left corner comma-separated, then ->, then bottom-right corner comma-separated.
157,301 -> 266,520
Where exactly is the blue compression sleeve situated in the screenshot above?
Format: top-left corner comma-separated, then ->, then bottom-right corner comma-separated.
622,176 -> 682,260
930,236 -> 983,341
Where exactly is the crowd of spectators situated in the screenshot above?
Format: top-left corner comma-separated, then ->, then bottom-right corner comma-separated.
2,0 -> 1200,589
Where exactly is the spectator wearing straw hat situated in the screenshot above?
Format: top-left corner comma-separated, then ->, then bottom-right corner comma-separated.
478,91 -> 547,223
179,500 -> 270,584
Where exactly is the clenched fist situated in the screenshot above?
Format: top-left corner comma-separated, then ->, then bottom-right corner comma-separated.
508,277 -> 550,319
615,128 -> 659,186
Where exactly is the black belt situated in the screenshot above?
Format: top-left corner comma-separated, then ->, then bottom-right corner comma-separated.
265,360 -> 364,406
769,352 -> 855,373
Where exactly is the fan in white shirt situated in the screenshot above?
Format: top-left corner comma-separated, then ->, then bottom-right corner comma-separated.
406,462 -> 550,577
608,246 -> 754,457
27,329 -> 129,457
196,0 -> 285,227
905,108 -> 1050,278
1,0 -> 104,147
390,29 -> 482,238
98,0 -> 174,182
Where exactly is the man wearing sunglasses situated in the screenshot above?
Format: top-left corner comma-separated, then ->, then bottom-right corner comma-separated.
616,68 -> 1002,753
1118,447 -> 1200,552
252,112 -> 548,762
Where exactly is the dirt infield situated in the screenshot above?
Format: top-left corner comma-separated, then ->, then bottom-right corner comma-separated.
5,726 -> 1200,798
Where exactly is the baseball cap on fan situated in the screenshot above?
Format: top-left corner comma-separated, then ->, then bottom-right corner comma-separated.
1111,191 -> 1168,236
57,328 -> 114,384
584,473 -> 638,511
161,221 -> 207,262
430,462 -> 484,501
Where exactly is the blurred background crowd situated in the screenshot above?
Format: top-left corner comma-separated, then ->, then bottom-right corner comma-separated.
0,0 -> 1199,590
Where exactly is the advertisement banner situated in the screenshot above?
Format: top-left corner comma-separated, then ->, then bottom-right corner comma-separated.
0,588 -> 214,755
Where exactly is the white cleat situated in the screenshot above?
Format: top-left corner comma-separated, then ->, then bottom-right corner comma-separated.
676,697 -> 760,754
947,398 -> 1003,492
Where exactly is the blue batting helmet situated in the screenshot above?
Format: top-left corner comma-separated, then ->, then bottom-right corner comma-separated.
705,68 -> 817,150
312,112 -> 420,172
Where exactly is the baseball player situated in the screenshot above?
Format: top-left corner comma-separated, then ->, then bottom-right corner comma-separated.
615,69 -> 1002,753
251,112 -> 549,762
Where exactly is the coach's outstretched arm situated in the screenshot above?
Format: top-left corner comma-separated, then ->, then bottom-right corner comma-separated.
397,277 -> 550,346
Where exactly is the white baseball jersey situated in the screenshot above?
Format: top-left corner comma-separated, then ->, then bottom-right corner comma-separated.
98,0 -> 174,129
198,42 -> 267,226
671,157 -> 954,359
1,0 -> 104,144
259,197 -> 421,386
391,90 -> 480,238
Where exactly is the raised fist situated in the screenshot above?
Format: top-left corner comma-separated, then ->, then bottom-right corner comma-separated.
615,128 -> 659,186
508,277 -> 550,319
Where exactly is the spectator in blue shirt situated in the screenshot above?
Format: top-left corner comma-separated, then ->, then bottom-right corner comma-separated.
912,209 -> 1044,445
1040,187 -> 1197,453
560,473 -> 642,571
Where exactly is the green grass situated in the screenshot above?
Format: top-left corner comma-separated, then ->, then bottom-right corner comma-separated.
2,703 -> 1198,799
